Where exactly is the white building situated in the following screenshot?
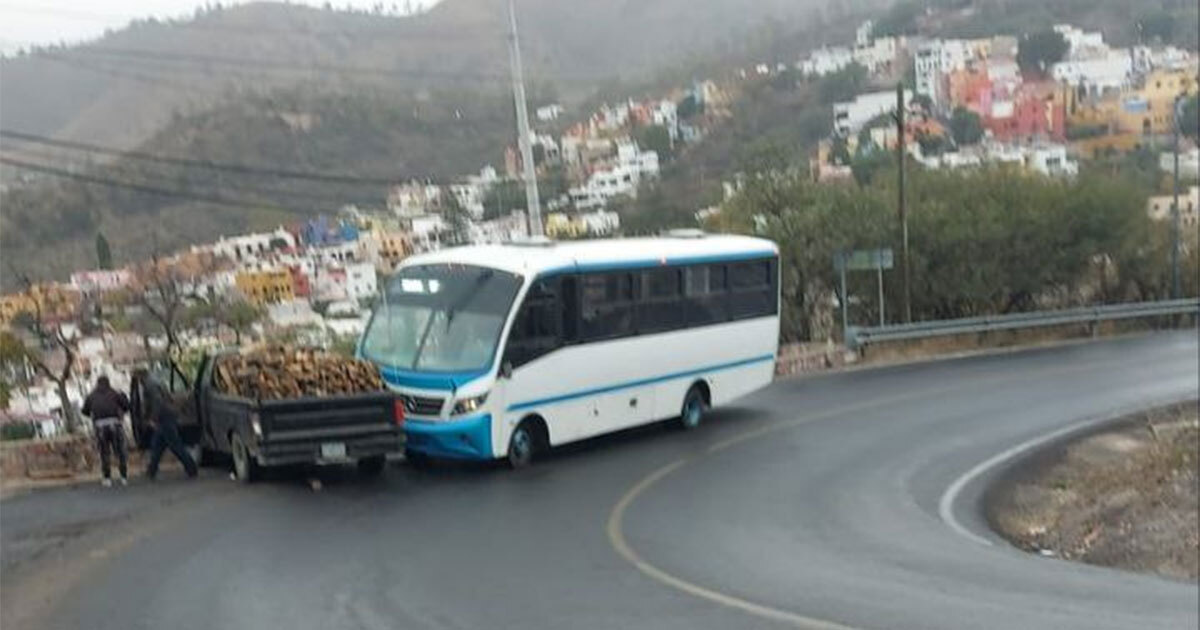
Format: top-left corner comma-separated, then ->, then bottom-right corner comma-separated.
650,99 -> 679,138
388,181 -> 443,217
313,241 -> 358,267
1051,50 -> 1132,96
1161,148 -> 1200,180
342,262 -> 377,301
70,269 -> 132,294
1053,24 -> 1106,59
616,141 -> 660,178
833,89 -> 911,136
409,215 -> 447,252
914,39 -> 977,108
580,210 -> 621,236
535,103 -> 564,122
1147,186 -> 1200,226
213,228 -> 296,265
799,46 -> 854,77
267,300 -> 324,328
1024,144 -> 1078,177
854,36 -> 900,75
469,211 -> 529,245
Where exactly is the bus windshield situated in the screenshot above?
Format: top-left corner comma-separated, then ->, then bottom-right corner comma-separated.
361,264 -> 522,373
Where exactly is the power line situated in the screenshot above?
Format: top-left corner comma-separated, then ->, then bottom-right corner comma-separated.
2,129 -> 399,186
37,44 -> 602,86
0,155 -> 312,212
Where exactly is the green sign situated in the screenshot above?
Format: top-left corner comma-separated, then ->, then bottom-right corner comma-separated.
834,248 -> 894,271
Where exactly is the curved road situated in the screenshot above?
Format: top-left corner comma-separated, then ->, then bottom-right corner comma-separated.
2,333 -> 1197,630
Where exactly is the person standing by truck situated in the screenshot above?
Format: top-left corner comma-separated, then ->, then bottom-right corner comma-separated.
81,376 -> 131,487
132,368 -> 198,480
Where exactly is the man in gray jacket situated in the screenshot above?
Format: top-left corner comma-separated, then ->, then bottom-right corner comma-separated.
132,369 -> 198,480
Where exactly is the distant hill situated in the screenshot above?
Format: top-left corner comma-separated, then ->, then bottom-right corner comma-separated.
0,0 -> 831,150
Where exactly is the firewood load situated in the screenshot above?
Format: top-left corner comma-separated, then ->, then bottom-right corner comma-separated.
214,346 -> 385,400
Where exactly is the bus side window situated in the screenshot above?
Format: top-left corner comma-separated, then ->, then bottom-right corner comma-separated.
685,264 -> 728,326
580,273 -> 634,341
637,267 -> 684,333
728,259 -> 776,320
505,279 -> 562,368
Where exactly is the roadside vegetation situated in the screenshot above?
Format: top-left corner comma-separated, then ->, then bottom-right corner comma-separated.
988,402 -> 1199,581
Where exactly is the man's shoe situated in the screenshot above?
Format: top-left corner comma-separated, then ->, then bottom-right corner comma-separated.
100,478 -> 113,488
119,477 -> 129,487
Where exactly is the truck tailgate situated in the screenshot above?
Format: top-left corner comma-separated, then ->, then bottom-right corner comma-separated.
257,393 -> 401,464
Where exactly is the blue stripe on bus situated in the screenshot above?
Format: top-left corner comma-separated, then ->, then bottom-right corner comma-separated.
536,250 -> 777,278
505,353 -> 776,412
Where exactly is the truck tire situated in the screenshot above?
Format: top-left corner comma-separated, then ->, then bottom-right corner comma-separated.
357,455 -> 387,477
231,433 -> 260,484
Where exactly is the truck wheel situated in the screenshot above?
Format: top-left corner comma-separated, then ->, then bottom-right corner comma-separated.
357,455 -> 387,477
231,433 -> 259,484
506,421 -> 537,469
405,449 -> 431,469
678,386 -> 706,430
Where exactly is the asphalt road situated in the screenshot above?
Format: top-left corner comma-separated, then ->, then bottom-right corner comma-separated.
2,333 -> 1197,630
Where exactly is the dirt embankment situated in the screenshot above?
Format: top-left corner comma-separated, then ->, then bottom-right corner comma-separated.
987,402 -> 1199,581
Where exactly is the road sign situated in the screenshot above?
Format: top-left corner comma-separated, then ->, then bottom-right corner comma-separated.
835,248 -> 895,337
835,248 -> 894,271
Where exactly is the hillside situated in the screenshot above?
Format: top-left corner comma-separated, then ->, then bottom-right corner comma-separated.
0,0 -> 832,151
0,84 -> 522,285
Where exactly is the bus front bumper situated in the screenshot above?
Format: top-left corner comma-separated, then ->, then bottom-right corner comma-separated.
404,414 -> 493,460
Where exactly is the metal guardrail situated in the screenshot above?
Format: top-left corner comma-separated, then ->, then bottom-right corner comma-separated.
847,299 -> 1200,349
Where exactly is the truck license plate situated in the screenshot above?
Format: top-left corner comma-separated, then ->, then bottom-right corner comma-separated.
320,442 -> 346,459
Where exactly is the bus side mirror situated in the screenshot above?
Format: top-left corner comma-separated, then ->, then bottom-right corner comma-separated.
500,360 -> 514,379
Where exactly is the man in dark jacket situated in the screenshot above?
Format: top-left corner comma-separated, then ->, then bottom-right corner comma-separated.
132,368 -> 198,480
81,376 -> 131,487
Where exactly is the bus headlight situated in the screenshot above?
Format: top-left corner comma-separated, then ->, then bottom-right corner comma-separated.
452,393 -> 489,416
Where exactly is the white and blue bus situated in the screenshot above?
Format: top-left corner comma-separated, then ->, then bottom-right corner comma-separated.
358,233 -> 780,467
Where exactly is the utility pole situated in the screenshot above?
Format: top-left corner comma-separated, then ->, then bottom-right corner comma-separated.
1171,95 -> 1183,299
894,82 -> 912,322
506,0 -> 542,237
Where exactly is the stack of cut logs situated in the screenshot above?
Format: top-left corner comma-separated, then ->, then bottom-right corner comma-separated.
214,346 -> 385,400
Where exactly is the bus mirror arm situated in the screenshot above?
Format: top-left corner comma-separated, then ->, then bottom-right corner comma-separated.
500,360 -> 514,380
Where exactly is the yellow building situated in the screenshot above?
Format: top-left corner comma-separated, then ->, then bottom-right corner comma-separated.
545,213 -> 587,240
1065,67 -> 1198,137
0,284 -> 80,327
235,269 -> 294,306
362,228 -> 412,272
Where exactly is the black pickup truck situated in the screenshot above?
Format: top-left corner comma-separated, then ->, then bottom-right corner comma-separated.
133,351 -> 404,483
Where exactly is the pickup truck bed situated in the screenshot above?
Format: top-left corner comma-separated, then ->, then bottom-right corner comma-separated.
195,351 -> 404,482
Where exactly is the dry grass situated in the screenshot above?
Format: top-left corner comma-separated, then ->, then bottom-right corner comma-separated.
988,402 -> 1199,581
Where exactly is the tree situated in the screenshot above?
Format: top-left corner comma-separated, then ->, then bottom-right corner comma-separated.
217,298 -> 265,346
7,281 -> 83,432
949,107 -> 984,145
95,232 -> 113,270
481,180 -> 526,221
874,0 -> 923,37
634,125 -> 673,160
441,193 -> 472,245
1017,31 -> 1068,76
1181,94 -> 1199,141
1138,10 -> 1175,44
817,63 -> 869,105
677,94 -> 703,120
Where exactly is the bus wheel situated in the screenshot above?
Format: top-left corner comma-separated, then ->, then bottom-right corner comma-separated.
507,421 -> 537,469
679,386 -> 706,430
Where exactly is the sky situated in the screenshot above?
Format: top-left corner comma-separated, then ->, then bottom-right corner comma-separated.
0,0 -> 442,53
